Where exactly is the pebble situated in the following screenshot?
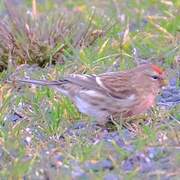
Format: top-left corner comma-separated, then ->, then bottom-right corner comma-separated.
72,122 -> 87,129
71,167 -> 86,179
158,158 -> 171,170
147,147 -> 169,164
84,159 -> 113,171
25,136 -> 32,145
122,153 -> 152,173
169,78 -> 177,86
159,78 -> 180,106
166,96 -> 180,103
103,132 -> 125,147
104,173 -> 119,180
55,154 -> 64,162
161,91 -> 172,98
8,112 -> 22,123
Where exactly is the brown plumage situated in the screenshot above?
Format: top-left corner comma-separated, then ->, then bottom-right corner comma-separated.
16,64 -> 167,124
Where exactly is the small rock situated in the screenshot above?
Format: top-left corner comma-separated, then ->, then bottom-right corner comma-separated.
156,158 -> 171,171
103,132 -> 125,148
73,173 -> 89,180
8,112 -> 23,123
122,153 -> 152,173
72,122 -> 87,129
169,78 -> 177,86
169,88 -> 179,94
122,129 -> 136,141
122,158 -> 134,171
55,154 -> 64,162
114,135 -> 125,148
166,96 -> 180,103
147,147 -> 168,161
72,166 -> 86,179
161,91 -> 172,98
25,136 -> 32,145
84,159 -> 113,171
104,173 -> 119,180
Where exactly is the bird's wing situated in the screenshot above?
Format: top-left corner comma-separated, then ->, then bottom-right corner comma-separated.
66,73 -> 139,111
95,72 -> 138,100
63,74 -> 104,91
65,73 -> 138,102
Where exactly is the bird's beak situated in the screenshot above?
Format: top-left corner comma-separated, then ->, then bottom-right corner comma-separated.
161,78 -> 168,88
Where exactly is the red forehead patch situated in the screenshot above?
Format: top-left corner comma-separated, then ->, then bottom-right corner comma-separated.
151,64 -> 163,74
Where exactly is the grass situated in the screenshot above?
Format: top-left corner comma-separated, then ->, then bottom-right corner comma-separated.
0,0 -> 180,179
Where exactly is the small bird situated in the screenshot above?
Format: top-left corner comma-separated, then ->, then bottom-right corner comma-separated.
16,64 -> 167,124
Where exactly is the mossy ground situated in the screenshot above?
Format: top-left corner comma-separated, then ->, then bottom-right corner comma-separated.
0,1 -> 179,179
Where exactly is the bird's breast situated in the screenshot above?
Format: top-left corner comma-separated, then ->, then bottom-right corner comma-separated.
133,94 -> 155,115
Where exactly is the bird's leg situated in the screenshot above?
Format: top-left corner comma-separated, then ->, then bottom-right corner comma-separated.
127,114 -> 149,123
123,121 -> 140,134
122,114 -> 150,133
96,116 -> 119,131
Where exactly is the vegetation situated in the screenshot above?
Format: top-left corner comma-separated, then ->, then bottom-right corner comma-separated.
0,0 -> 179,179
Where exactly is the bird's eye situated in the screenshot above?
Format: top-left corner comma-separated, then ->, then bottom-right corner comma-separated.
151,75 -> 159,80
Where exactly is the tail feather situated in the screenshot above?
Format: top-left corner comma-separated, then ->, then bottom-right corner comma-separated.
16,79 -> 70,97
17,79 -> 62,86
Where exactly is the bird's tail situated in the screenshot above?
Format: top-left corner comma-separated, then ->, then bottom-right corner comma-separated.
16,79 -> 62,86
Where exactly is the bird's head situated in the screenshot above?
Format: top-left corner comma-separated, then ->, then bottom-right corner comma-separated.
132,64 -> 168,91
147,64 -> 167,88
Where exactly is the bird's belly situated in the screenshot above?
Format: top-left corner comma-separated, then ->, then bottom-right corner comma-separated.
74,96 -> 108,118
73,91 -> 155,120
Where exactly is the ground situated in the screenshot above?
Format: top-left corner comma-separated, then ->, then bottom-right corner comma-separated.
0,0 -> 180,179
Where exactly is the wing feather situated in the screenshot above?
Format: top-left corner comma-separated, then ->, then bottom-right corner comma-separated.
65,73 -> 138,107
96,72 -> 138,100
